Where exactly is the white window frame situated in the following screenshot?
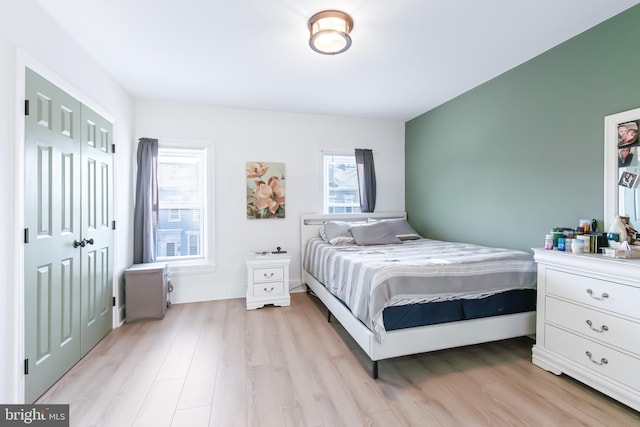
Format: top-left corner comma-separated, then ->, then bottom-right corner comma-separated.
157,140 -> 215,274
322,151 -> 361,214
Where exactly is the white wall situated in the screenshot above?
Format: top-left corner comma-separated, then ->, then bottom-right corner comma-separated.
136,100 -> 405,302
0,0 -> 135,403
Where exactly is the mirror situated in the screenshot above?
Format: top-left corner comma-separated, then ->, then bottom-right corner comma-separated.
604,107 -> 640,233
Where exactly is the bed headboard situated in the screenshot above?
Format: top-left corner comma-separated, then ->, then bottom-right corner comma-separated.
299,211 -> 407,281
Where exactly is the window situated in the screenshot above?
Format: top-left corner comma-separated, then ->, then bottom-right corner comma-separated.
323,153 -> 360,214
168,208 -> 181,222
187,233 -> 199,255
166,242 -> 176,257
156,145 -> 214,269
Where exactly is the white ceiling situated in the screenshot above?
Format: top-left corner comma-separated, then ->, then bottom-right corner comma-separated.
35,0 -> 640,121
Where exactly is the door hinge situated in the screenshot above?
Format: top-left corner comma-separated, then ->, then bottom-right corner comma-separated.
24,99 -> 30,116
24,359 -> 29,375
112,296 -> 116,307
112,220 -> 116,230
111,143 -> 115,153
24,228 -> 30,244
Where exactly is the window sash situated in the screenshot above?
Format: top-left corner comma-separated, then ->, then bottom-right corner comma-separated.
323,153 -> 361,214
157,147 -> 207,262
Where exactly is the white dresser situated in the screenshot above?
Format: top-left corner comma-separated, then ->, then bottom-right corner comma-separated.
532,249 -> 640,412
246,253 -> 291,310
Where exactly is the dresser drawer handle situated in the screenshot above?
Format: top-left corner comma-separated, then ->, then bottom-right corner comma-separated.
263,287 -> 274,293
585,351 -> 608,366
586,320 -> 609,333
263,273 -> 274,279
586,289 -> 609,301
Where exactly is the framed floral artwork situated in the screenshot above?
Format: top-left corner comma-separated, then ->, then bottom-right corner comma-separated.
246,162 -> 285,219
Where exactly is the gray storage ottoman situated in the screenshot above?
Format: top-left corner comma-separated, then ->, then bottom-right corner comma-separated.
124,262 -> 170,322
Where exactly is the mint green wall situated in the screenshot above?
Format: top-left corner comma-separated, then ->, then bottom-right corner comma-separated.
405,5 -> 640,252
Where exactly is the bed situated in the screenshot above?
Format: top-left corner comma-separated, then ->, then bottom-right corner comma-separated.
300,212 -> 537,378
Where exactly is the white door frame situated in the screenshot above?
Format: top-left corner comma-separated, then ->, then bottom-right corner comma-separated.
13,49 -> 119,403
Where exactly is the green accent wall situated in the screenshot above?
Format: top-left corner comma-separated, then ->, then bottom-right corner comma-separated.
405,5 -> 640,252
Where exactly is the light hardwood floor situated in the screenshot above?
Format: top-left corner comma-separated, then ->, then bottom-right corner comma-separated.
37,292 -> 640,426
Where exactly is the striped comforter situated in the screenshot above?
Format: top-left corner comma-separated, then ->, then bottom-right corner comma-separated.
303,237 -> 537,342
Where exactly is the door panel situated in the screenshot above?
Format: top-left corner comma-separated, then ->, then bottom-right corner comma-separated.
25,68 -> 82,403
80,105 -> 113,356
35,264 -> 51,361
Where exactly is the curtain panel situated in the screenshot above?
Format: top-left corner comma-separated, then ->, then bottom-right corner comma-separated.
355,148 -> 376,213
133,138 -> 159,264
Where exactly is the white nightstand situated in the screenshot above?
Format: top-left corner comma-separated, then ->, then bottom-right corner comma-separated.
246,253 -> 291,310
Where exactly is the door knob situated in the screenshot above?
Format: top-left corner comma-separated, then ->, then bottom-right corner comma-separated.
73,238 -> 94,248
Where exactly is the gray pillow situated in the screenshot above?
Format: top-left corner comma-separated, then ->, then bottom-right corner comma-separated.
319,221 -> 355,245
370,218 -> 421,240
350,222 -> 401,245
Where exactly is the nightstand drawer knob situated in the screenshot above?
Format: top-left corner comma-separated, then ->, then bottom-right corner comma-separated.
586,319 -> 609,333
263,287 -> 274,293
263,273 -> 274,278
585,351 -> 608,366
586,289 -> 609,301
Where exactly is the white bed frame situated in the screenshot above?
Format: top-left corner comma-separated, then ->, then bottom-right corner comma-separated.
300,212 -> 536,378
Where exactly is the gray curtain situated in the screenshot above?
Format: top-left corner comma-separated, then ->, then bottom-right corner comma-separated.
133,138 -> 159,264
355,148 -> 376,213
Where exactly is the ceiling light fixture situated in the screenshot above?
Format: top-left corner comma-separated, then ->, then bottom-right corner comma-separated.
308,10 -> 354,55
